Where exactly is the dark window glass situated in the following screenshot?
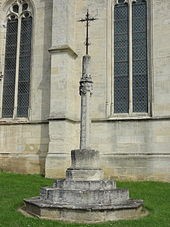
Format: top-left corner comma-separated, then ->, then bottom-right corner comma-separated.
17,16 -> 32,117
22,3 -> 28,11
132,0 -> 148,112
114,3 -> 129,113
2,2 -> 32,118
2,19 -> 18,117
13,4 -> 19,13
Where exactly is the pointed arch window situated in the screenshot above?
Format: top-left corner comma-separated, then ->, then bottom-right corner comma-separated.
113,0 -> 148,114
2,1 -> 32,118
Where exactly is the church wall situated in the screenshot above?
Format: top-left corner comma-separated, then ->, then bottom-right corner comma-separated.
0,0 -> 52,174
45,0 -> 80,178
46,0 -> 170,181
75,0 -> 108,120
91,119 -> 170,182
0,0 -> 170,181
57,0 -> 170,182
29,0 -> 52,121
152,0 -> 170,116
0,122 -> 49,174
45,120 -> 79,178
0,0 -> 52,120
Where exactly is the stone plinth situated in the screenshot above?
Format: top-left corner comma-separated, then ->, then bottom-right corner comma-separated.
66,168 -> 104,181
66,149 -> 104,181
71,149 -> 100,169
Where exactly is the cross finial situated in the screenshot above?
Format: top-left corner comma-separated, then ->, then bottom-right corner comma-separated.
79,9 -> 97,55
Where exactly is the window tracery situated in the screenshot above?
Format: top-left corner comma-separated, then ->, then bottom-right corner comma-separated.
2,0 -> 32,118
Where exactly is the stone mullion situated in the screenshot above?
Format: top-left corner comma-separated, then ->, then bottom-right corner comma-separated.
13,12 -> 21,119
146,0 -> 151,115
128,0 -> 133,114
0,26 -> 7,118
106,0 -> 112,117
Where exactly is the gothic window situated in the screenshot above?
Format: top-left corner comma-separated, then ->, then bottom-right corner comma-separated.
114,0 -> 148,114
2,1 -> 32,118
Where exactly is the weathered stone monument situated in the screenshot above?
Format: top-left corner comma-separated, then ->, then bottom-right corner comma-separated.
23,10 -> 144,223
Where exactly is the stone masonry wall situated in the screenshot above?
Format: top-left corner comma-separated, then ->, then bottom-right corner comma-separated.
91,119 -> 170,182
0,0 -> 52,175
0,122 -> 49,174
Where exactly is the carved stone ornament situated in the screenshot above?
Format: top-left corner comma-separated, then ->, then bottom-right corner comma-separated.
7,0 -> 32,20
79,74 -> 93,95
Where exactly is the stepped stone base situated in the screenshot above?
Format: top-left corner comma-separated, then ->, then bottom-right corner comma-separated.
24,197 -> 144,223
40,181 -> 128,205
23,178 -> 144,223
53,179 -> 116,190
23,149 -> 145,223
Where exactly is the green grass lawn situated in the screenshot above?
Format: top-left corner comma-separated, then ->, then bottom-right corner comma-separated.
0,172 -> 170,227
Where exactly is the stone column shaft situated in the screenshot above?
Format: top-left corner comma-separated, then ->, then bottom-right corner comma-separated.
79,55 -> 93,150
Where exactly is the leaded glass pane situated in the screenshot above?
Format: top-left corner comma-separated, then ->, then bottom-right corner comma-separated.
132,0 -> 148,112
114,3 -> 129,113
2,19 -> 18,117
17,16 -> 32,117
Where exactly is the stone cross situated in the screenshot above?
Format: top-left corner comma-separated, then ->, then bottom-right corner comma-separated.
79,10 -> 96,149
24,9 -> 144,223
79,9 -> 97,55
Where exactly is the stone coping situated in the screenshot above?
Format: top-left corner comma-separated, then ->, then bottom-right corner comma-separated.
24,197 -> 143,211
48,45 -> 78,58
